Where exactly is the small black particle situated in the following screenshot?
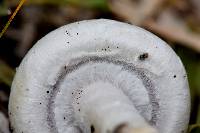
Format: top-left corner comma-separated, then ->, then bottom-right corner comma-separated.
105,49 -> 107,51
72,92 -> 74,95
64,66 -> 67,69
79,93 -> 80,94
67,42 -> 69,44
90,125 -> 95,133
77,103 -> 79,104
46,91 -> 49,94
117,46 -> 119,48
108,46 -> 109,48
77,33 -> 79,35
64,117 -> 66,120
78,109 -> 80,111
174,75 -> 176,78
139,53 -> 149,60
39,103 -> 42,105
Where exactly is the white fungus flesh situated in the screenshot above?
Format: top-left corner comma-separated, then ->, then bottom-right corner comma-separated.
9,19 -> 190,133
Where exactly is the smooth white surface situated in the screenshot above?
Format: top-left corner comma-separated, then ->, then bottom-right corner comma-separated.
9,19 -> 190,133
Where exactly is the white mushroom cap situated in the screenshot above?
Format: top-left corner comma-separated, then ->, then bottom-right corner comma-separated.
9,19 -> 190,133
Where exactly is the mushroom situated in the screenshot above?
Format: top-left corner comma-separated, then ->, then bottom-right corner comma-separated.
9,19 -> 190,133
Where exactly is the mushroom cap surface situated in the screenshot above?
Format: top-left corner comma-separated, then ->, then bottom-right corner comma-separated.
9,19 -> 190,133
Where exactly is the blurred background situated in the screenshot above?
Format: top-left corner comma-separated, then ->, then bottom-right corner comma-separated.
0,0 -> 200,132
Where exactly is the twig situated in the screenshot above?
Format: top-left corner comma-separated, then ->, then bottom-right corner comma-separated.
0,0 -> 26,38
143,19 -> 200,52
108,0 -> 164,25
